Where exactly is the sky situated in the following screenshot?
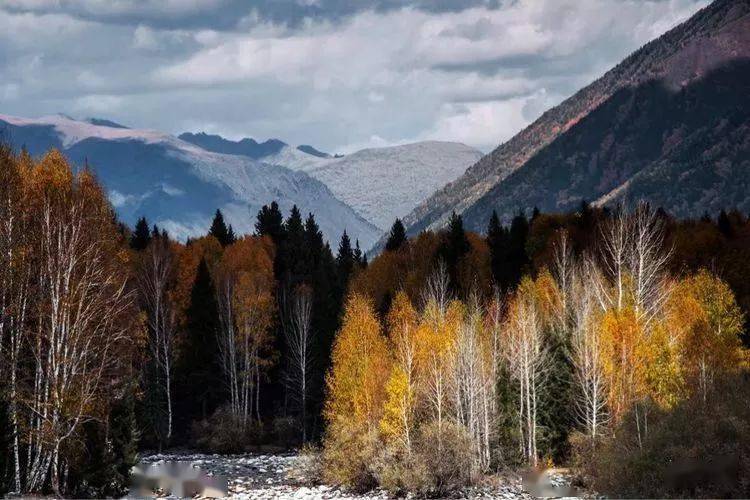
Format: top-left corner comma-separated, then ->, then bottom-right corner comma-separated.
0,0 -> 709,154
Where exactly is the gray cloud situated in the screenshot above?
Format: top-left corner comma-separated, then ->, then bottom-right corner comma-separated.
0,0 -> 709,153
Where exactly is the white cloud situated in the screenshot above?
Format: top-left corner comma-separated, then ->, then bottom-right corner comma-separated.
0,0 -> 709,153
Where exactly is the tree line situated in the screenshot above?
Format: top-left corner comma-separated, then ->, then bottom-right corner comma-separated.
1,145 -> 749,497
323,205 -> 750,496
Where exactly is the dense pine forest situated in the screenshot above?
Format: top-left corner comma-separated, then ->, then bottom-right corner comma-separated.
1,147 -> 749,497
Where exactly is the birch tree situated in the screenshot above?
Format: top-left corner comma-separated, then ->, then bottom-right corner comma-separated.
283,284 -> 315,442
136,235 -> 176,445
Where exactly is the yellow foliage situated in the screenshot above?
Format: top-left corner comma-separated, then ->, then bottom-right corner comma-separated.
326,294 -> 391,431
599,307 -> 648,422
379,366 -> 412,445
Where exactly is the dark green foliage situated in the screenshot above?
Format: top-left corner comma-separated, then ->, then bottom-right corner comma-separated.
583,373 -> 750,498
174,257 -> 223,438
255,204 -> 344,441
487,210 -> 509,291
385,219 -> 407,252
507,212 -> 530,287
68,386 -> 139,498
209,209 -> 235,246
718,209 -> 733,237
538,328 -> 574,463
130,216 -> 151,250
486,210 -> 529,291
439,212 -> 470,295
336,230 -> 355,285
255,201 -> 285,243
354,240 -> 364,267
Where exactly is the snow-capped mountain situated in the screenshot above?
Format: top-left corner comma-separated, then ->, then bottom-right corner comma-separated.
0,113 -> 381,248
181,133 -> 483,233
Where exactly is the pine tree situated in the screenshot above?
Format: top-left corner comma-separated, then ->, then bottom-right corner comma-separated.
336,230 -> 355,285
354,239 -> 363,267
256,201 -> 287,279
209,209 -> 234,246
284,206 -> 307,286
718,209 -> 733,237
130,216 -> 152,250
255,201 -> 285,244
507,211 -> 530,289
439,212 -> 470,295
487,210 -> 510,290
385,218 -> 407,252
175,257 -> 223,435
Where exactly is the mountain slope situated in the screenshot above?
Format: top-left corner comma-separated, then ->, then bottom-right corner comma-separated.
402,0 -> 750,235
182,132 -> 482,234
0,114 -> 380,247
461,60 -> 750,230
306,141 -> 482,231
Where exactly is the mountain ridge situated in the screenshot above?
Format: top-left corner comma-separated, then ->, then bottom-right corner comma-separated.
398,0 -> 750,239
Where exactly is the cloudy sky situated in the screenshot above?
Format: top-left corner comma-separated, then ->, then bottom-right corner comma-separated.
0,0 -> 708,153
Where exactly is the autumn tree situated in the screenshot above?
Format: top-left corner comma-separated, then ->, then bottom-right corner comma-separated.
135,234 -> 178,446
215,236 -> 275,425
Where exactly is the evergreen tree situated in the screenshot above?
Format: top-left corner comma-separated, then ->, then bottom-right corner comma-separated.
507,210 -> 530,289
130,216 -> 151,250
385,218 -> 407,252
68,385 -> 139,497
487,210 -> 510,290
256,201 -> 287,279
209,209 -> 234,246
718,209 -> 733,237
284,206 -> 307,286
354,239 -> 363,267
336,230 -> 355,284
255,201 -> 285,243
175,257 -> 223,436
439,212 -> 470,294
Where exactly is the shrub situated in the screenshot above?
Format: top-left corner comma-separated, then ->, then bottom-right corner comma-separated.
373,444 -> 430,496
583,374 -> 750,498
416,420 -> 475,496
272,416 -> 300,449
288,444 -> 324,486
322,417 -> 379,492
192,406 -> 263,454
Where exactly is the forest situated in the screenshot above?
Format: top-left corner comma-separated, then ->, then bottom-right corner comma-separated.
1,147 -> 749,498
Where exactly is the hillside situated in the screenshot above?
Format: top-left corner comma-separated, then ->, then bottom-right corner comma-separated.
306,141 -> 482,231
401,0 -> 750,235
182,132 -> 482,235
462,60 -> 750,230
0,114 -> 380,247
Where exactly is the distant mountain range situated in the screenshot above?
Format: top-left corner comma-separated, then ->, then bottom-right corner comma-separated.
396,0 -> 750,239
0,114 -> 480,250
184,133 -> 483,232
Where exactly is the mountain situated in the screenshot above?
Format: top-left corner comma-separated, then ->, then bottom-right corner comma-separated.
400,0 -> 750,236
182,132 -> 482,235
0,113 -> 381,247
306,142 -> 483,231
178,132 -> 287,159
180,131 -> 330,172
297,145 -> 332,158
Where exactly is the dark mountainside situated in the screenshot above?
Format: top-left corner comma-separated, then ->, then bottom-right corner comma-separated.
462,60 -> 750,230
297,144 -> 332,158
399,0 -> 750,236
178,131 -> 287,158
